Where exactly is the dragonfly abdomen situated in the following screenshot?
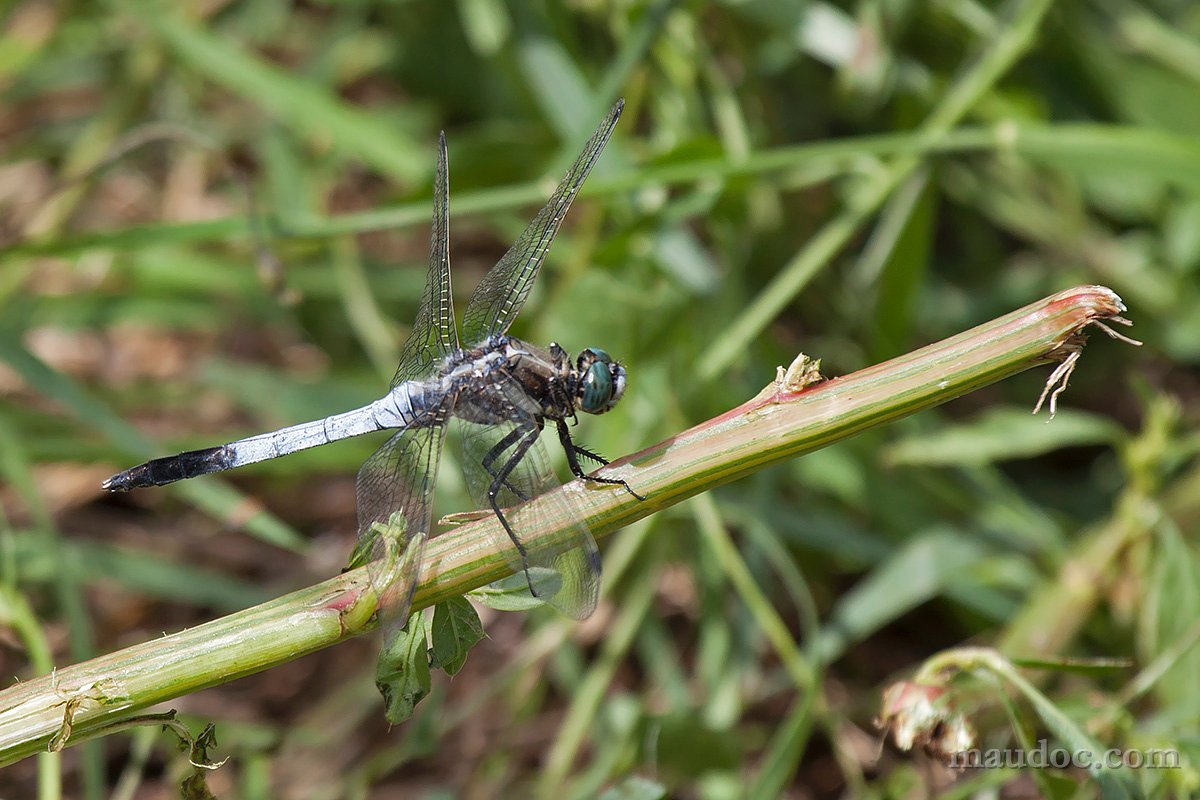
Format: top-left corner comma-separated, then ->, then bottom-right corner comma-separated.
101,446 -> 235,490
102,393 -> 423,492
375,381 -> 445,429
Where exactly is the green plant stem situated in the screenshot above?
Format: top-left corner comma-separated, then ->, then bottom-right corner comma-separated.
0,285 -> 1134,766
1116,5 -> 1200,85
7,121 -> 1200,261
139,4 -> 427,184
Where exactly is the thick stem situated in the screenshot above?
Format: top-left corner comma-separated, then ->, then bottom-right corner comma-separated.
0,285 -> 1135,766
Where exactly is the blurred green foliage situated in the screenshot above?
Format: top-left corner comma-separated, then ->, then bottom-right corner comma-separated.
2,0 -> 1199,797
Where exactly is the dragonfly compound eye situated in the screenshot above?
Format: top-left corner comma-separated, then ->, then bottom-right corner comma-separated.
579,350 -> 625,414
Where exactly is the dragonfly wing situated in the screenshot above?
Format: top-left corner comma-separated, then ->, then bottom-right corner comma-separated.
459,99 -> 623,344
457,377 -> 601,619
353,414 -> 449,642
392,131 -> 459,387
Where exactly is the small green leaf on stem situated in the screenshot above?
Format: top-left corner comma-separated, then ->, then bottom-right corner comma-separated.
469,571 -> 559,612
375,612 -> 431,726
430,598 -> 485,676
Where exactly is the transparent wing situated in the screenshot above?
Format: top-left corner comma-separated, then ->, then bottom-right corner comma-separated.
392,131 -> 459,387
457,377 -> 601,619
352,408 -> 450,645
459,99 -> 623,344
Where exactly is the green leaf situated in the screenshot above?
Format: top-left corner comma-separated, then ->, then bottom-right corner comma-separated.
468,569 -> 560,612
654,227 -> 721,294
1144,522 -> 1200,718
179,724 -> 221,800
517,36 -> 592,141
1009,656 -> 1132,675
375,612 -> 432,725
973,654 -> 1146,799
455,0 -> 511,56
0,331 -> 305,552
1007,679 -> 1144,798
655,710 -> 742,777
597,775 -> 668,800
144,10 -> 425,183
883,407 -> 1123,467
816,531 -> 990,663
7,532 -> 271,612
180,771 -> 218,800
430,597 -> 485,676
344,527 -> 377,571
863,168 -> 936,361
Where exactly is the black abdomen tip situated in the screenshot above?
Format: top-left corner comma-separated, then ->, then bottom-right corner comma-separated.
101,446 -> 233,491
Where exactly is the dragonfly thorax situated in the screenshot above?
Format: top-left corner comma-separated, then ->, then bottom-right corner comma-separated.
432,337 -> 626,425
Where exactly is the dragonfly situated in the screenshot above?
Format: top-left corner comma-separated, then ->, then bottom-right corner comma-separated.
103,98 -> 641,632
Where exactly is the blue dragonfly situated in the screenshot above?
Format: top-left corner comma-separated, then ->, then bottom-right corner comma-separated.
103,99 -> 641,633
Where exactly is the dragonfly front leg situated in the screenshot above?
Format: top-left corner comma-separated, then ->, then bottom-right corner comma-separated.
571,442 -> 608,466
555,419 -> 645,501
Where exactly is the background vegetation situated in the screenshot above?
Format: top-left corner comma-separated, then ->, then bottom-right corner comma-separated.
2,0 -> 1198,797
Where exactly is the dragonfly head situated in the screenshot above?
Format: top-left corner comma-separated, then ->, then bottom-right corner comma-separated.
575,348 -> 626,415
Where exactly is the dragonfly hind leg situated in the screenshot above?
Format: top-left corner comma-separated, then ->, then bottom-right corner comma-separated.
479,425 -> 532,502
485,424 -> 541,596
555,419 -> 645,501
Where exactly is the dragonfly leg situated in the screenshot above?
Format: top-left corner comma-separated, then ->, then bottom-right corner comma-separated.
555,419 -> 645,501
487,424 -> 542,596
571,443 -> 609,466
479,425 -> 531,502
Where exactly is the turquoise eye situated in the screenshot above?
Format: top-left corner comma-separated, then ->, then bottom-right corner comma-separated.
581,362 -> 613,413
587,348 -> 612,363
